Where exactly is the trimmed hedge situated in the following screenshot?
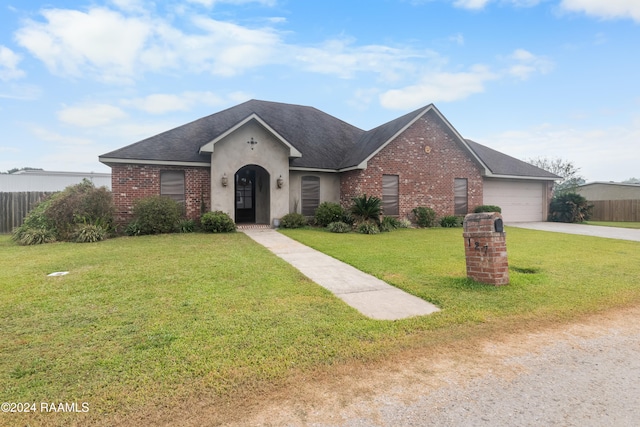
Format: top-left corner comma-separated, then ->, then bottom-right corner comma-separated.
473,205 -> 502,213
280,213 -> 307,229
201,211 -> 236,233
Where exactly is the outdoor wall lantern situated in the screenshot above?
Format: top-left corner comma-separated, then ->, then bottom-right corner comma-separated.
221,173 -> 228,187
247,137 -> 258,150
277,175 -> 284,188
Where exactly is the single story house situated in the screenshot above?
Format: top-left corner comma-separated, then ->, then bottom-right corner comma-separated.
99,100 -> 558,225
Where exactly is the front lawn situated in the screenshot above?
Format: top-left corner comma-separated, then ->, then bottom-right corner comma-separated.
2,228 -> 640,425
584,221 -> 640,229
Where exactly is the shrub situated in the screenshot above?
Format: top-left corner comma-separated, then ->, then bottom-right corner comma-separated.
474,205 -> 502,213
200,211 -> 236,233
314,202 -> 345,227
132,196 -> 182,235
439,215 -> 462,228
280,213 -> 307,229
326,221 -> 351,233
412,206 -> 437,228
351,194 -> 382,224
46,180 -> 114,240
357,220 -> 380,235
12,227 -> 56,246
379,216 -> 401,232
177,219 -> 196,233
549,192 -> 592,223
72,224 -> 107,243
125,221 -> 142,236
11,180 -> 115,244
397,218 -> 412,228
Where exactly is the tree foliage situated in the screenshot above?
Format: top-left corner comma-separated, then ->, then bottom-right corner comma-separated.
527,157 -> 585,194
549,192 -> 592,223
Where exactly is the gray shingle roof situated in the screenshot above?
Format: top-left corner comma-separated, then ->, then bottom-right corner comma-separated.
99,99 -> 363,169
99,99 -> 559,180
465,139 -> 559,179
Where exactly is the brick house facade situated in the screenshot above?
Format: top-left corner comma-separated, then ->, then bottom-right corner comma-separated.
340,111 -> 483,218
111,164 -> 210,224
100,100 -> 558,225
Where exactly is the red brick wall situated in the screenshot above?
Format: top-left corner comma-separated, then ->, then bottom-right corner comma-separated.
340,110 -> 483,219
111,164 -> 210,224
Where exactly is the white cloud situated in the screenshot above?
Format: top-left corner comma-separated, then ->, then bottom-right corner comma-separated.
187,0 -> 277,7
31,126 -> 93,146
0,45 -> 25,81
507,49 -> 554,80
15,7 -> 283,82
122,91 -> 225,114
453,0 -> 491,9
560,0 -> 640,22
452,0 -> 544,9
380,65 -> 498,109
478,118 -> 640,181
57,104 -> 128,127
15,8 -> 152,83
293,39 -> 429,82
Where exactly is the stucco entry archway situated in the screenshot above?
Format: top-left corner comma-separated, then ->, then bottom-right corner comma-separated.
235,165 -> 270,224
206,119 -> 292,224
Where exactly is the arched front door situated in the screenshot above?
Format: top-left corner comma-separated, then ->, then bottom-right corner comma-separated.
235,165 -> 270,224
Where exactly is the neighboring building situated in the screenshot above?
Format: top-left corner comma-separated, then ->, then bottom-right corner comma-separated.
0,170 -> 111,192
577,182 -> 640,201
99,100 -> 558,224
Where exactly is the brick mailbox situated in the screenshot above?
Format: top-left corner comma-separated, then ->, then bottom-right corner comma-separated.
462,212 -> 509,286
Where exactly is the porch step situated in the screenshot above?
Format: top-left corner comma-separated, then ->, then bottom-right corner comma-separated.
236,224 -> 273,230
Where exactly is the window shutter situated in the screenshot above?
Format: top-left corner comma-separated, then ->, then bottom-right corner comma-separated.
454,178 -> 468,215
382,175 -> 399,216
301,176 -> 320,216
161,171 -> 185,204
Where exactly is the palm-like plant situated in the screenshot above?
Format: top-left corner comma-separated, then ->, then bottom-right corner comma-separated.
351,194 -> 382,224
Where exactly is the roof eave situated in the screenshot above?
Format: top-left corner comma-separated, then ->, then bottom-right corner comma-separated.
99,157 -> 211,168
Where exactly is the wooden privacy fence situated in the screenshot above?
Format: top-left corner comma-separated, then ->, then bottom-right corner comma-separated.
0,192 -> 54,234
590,200 -> 640,222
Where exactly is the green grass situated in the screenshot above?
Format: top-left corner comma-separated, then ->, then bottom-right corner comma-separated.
584,221 -> 640,229
2,228 -> 640,424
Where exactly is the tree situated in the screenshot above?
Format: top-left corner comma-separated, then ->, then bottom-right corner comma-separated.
527,157 -> 585,194
623,177 -> 640,184
3,167 -> 44,174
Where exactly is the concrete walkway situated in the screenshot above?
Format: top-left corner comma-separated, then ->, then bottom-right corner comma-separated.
507,222 -> 640,242
241,229 -> 440,320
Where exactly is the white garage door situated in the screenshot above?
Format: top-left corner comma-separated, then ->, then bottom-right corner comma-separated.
483,179 -> 545,222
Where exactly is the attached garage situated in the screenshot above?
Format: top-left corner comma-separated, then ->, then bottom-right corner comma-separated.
483,178 -> 549,222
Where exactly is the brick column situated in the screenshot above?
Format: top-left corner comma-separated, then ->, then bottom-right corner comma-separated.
462,212 -> 509,286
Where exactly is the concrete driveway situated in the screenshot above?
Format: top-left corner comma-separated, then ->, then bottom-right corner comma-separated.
507,222 -> 640,242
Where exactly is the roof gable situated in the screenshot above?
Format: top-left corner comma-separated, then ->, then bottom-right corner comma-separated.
99,100 -> 362,169
198,113 -> 302,158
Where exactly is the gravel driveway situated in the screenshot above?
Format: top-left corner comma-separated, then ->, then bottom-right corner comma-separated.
323,324 -> 640,427
224,306 -> 640,427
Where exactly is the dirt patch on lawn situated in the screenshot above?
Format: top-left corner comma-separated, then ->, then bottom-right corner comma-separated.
109,305 -> 640,427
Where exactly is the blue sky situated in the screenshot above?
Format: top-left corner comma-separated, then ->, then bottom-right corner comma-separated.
1,0 -> 638,181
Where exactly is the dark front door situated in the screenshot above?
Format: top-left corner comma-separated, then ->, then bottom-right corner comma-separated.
235,168 -> 256,223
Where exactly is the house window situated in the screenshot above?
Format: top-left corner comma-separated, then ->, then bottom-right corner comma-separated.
454,178 -> 468,215
161,170 -> 185,204
301,176 -> 320,216
382,174 -> 399,216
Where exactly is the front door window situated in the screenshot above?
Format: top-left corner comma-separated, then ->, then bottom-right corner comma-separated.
235,168 -> 256,223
